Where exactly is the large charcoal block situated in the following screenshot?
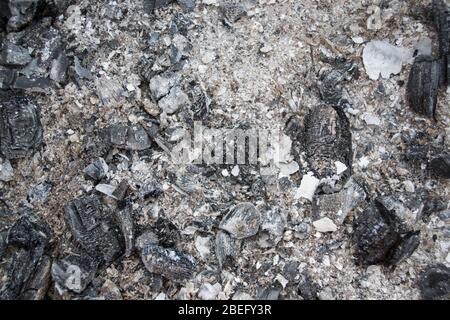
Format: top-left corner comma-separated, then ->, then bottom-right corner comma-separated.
303,105 -> 352,188
0,211 -> 53,300
64,195 -> 123,264
353,200 -> 420,266
407,55 -> 441,118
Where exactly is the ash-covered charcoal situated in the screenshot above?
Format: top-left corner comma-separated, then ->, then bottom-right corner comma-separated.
140,181 -> 164,200
419,264 -> 450,300
83,158 -> 109,182
143,0 -> 173,13
184,80 -> 210,121
215,230 -> 241,268
259,208 -> 287,246
0,68 -> 16,89
6,0 -> 71,32
313,178 -> 366,226
64,195 -> 124,264
318,58 -> 358,108
177,0 -> 196,12
0,95 -> 43,159
297,272 -> 319,300
51,254 -> 99,294
0,42 -> 32,67
219,203 -> 261,240
407,55 -> 441,118
27,181 -> 52,204
353,200 -> 420,266
303,105 -> 352,192
84,128 -> 112,159
158,86 -> 191,115
153,217 -> 180,248
115,204 -> 134,257
136,231 -> 195,282
433,0 -> 450,55
109,124 -> 152,151
219,0 -> 248,25
0,210 -> 53,300
428,152 -> 450,179
50,52 -> 70,84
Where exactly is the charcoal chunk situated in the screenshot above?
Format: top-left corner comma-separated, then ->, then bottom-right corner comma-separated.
407,55 -> 441,118
136,231 -> 195,283
27,181 -> 52,204
303,105 -> 352,191
64,195 -> 123,264
109,124 -> 152,151
432,0 -> 450,57
318,59 -> 358,108
215,230 -> 241,268
0,95 -> 43,159
297,272 -> 319,300
0,42 -> 32,67
51,254 -> 99,294
219,203 -> 261,239
6,0 -> 70,32
0,211 -> 53,300
115,204 -> 134,257
419,264 -> 450,300
83,158 -> 109,182
429,152 -> 450,179
353,200 -> 420,266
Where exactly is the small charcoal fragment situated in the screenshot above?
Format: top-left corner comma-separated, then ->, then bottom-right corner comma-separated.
303,105 -> 352,191
353,200 -> 420,266
407,55 -> 441,118
51,254 -> 99,294
27,181 -> 52,204
319,59 -> 358,107
429,153 -> 450,179
297,272 -> 319,300
64,195 -> 123,264
83,158 -> 109,181
112,180 -> 129,201
219,203 -> 261,239
137,231 -> 195,282
115,204 -> 134,257
0,95 -> 43,159
0,42 -> 32,67
153,217 -> 180,248
50,52 -> 70,83
109,124 -> 152,151
313,178 -> 366,225
215,230 -> 241,268
140,181 -> 164,200
419,264 -> 450,300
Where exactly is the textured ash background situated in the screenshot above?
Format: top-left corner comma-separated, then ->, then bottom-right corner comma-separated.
0,0 -> 449,300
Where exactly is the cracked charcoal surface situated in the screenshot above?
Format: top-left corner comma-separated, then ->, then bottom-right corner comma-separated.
303,105 -> 352,192
407,55 -> 441,118
0,0 -> 448,300
353,200 -> 420,266
0,95 -> 43,159
64,195 -> 124,264
0,210 -> 53,299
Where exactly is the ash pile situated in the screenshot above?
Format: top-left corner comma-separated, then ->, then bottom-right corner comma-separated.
0,0 -> 449,300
